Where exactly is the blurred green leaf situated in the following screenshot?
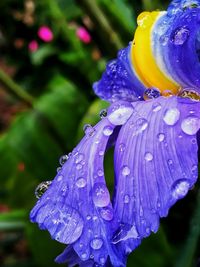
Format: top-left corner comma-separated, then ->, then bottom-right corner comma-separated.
30,45 -> 57,66
0,210 -> 26,230
36,74 -> 89,148
127,227 -> 175,267
76,98 -> 109,141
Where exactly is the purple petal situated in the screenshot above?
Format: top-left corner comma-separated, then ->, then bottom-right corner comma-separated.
113,96 -> 200,252
152,4 -> 200,90
93,44 -> 146,102
30,101 -> 134,266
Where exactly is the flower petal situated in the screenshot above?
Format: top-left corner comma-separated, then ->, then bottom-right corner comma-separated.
152,3 -> 200,91
30,101 -> 134,266
113,96 -> 200,252
93,44 -> 146,102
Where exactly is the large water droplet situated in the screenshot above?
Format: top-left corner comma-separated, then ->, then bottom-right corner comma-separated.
143,88 -> 161,100
121,165 -> 130,176
35,181 -> 52,199
163,108 -> 180,125
100,207 -> 114,221
76,177 -> 87,188
103,126 -> 113,136
172,27 -> 190,45
59,154 -> 69,166
90,238 -> 103,250
157,133 -> 165,142
99,109 -> 107,119
112,224 -> 139,244
145,152 -> 153,161
108,102 -> 133,125
181,116 -> 200,135
152,103 -> 162,112
92,183 -> 110,207
171,179 -> 190,199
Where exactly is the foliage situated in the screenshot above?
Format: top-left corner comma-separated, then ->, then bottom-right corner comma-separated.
0,0 -> 199,267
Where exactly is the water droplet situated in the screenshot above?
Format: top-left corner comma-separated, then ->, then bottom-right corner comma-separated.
162,90 -> 173,97
90,238 -> 103,250
172,27 -> 190,45
112,224 -> 139,244
130,118 -> 148,135
168,159 -> 173,165
99,109 -> 107,119
92,183 -> 110,207
81,253 -> 88,260
100,207 -> 113,221
99,150 -> 104,156
108,102 -> 133,125
35,181 -> 52,199
97,169 -> 104,176
83,124 -> 95,136
160,35 -> 169,46
59,154 -> 69,166
103,126 -> 113,136
57,167 -> 62,173
86,215 -> 91,220
74,153 -> 84,164
57,175 -> 63,182
145,152 -> 153,161
192,164 -> 198,173
181,116 -> 200,135
124,194 -> 130,203
157,133 -> 165,142
143,88 -> 161,100
99,256 -> 106,264
76,163 -> 83,170
119,143 -> 125,152
152,103 -> 162,112
76,177 -> 87,188
121,165 -> 130,176
171,179 -> 190,199
163,108 -> 180,125
179,89 -> 200,101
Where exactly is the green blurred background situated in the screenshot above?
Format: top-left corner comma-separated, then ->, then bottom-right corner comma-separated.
0,0 -> 200,266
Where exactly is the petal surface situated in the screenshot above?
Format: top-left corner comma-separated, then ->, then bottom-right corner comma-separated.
30,102 -> 134,267
113,96 -> 200,253
93,44 -> 146,102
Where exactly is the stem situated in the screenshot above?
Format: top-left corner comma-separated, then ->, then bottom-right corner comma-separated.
0,69 -> 35,106
77,0 -> 124,52
175,188 -> 200,267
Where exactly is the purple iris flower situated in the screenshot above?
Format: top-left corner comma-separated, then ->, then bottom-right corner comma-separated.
30,0 -> 200,266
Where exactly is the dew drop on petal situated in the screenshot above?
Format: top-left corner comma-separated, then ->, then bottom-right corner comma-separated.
124,194 -> 130,204
171,179 -> 190,199
103,126 -> 113,136
121,165 -> 130,176
143,87 -> 161,100
83,124 -> 95,136
145,152 -> 153,161
57,167 -> 62,173
181,116 -> 200,135
81,253 -> 88,260
119,143 -> 125,152
157,133 -> 165,142
92,183 -> 110,207
59,154 -> 69,166
57,175 -> 63,182
99,109 -> 107,119
172,27 -> 190,45
100,207 -> 114,221
152,103 -> 162,112
35,181 -> 52,199
97,169 -> 104,176
163,108 -> 180,125
74,153 -> 84,164
130,118 -> 148,135
76,177 -> 87,188
90,238 -> 103,250
108,103 -> 133,125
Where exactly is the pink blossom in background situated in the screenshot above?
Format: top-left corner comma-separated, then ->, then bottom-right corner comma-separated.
28,40 -> 38,52
76,26 -> 91,44
38,26 -> 53,42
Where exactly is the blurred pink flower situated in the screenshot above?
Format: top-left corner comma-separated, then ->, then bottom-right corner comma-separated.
76,26 -> 91,44
38,26 -> 53,42
28,40 -> 38,52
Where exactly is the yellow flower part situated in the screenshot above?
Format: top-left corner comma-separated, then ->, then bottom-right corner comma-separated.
131,11 -> 179,94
